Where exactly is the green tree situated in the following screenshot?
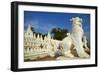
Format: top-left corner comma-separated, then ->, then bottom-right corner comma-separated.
31,26 -> 35,32
51,28 -> 69,40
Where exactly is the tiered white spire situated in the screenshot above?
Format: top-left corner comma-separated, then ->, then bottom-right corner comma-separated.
33,34 -> 36,39
40,35 -> 43,41
47,31 -> 51,39
37,34 -> 40,39
27,24 -> 31,31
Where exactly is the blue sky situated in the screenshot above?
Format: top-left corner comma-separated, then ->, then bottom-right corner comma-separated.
24,11 -> 90,40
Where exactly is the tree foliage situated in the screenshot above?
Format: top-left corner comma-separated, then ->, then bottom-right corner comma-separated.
51,28 -> 69,40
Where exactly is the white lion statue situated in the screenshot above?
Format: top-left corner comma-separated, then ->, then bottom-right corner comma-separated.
59,17 -> 89,58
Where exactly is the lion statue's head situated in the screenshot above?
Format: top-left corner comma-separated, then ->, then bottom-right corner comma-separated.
70,17 -> 82,27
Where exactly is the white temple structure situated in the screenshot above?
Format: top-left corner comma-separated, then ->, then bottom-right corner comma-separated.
24,24 -> 60,60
